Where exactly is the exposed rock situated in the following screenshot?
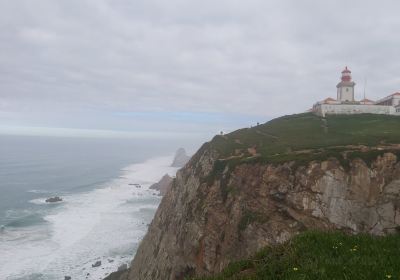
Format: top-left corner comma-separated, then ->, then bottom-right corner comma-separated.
118,264 -> 128,271
104,270 -> 128,280
45,196 -> 62,203
92,261 -> 102,268
64,277 -> 71,280
171,148 -> 191,168
124,146 -> 400,280
150,174 -> 173,196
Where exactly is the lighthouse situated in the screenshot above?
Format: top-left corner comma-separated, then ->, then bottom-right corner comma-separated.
336,66 -> 355,102
312,67 -> 400,117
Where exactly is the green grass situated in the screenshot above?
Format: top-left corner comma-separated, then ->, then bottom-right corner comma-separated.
212,113 -> 400,158
192,231 -> 400,280
207,113 -> 400,169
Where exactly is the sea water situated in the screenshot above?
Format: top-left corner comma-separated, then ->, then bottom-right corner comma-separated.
0,135 -> 184,280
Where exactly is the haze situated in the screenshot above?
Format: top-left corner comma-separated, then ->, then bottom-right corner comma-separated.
1,0 -> 399,139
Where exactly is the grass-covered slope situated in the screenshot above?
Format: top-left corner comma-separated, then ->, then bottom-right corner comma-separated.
193,231 -> 400,280
209,113 -> 400,166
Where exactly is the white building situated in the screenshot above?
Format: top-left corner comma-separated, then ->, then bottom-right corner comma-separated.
336,67 -> 355,102
375,92 -> 400,107
312,67 -> 400,117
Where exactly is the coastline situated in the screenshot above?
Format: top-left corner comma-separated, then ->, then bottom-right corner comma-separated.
0,155 -> 178,280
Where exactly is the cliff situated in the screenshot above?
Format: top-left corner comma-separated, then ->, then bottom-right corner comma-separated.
121,113 -> 400,280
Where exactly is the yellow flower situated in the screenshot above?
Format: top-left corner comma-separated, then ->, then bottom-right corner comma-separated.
293,267 -> 299,271
385,274 -> 392,279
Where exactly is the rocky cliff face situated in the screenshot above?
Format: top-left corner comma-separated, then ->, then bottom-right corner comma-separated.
122,141 -> 400,280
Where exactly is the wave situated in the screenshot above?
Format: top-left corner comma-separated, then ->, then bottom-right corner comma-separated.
27,189 -> 51,194
5,213 -> 48,228
0,155 -> 178,280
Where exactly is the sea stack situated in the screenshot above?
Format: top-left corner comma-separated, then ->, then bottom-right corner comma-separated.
149,174 -> 173,196
170,148 -> 190,168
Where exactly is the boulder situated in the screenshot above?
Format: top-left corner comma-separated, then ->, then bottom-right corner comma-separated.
92,260 -> 101,268
118,263 -> 128,271
45,196 -> 62,203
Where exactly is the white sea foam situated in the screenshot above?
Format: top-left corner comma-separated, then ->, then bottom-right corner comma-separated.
27,189 -> 51,194
0,155 -> 178,280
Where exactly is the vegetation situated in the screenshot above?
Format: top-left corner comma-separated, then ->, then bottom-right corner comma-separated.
208,113 -> 400,169
192,231 -> 400,280
238,210 -> 268,232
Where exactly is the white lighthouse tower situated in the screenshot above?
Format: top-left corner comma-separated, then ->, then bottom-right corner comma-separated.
336,66 -> 355,102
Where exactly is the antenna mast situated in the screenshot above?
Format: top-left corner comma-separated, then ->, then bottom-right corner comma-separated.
363,77 -> 367,101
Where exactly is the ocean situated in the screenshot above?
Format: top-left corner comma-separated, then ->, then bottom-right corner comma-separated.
0,135 -> 187,280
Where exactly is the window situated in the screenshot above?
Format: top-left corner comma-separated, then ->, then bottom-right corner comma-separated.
346,88 -> 349,92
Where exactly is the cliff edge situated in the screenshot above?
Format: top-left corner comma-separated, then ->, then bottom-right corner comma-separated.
123,113 -> 400,280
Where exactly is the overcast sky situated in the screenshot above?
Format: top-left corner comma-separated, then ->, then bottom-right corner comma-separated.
1,0 -> 400,140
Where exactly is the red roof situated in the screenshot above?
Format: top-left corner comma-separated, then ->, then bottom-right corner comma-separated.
321,97 -> 337,104
390,92 -> 400,96
341,66 -> 351,73
360,98 -> 374,102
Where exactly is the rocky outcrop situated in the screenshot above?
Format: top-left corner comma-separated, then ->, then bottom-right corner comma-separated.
104,270 -> 128,280
45,196 -> 62,203
92,261 -> 102,268
171,148 -> 191,168
150,174 -> 173,196
123,142 -> 400,280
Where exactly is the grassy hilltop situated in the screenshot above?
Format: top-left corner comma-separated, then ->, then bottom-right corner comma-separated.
209,113 -> 400,168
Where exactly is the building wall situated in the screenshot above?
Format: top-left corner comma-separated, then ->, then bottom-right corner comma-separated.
375,95 -> 400,106
338,86 -> 354,102
313,104 -> 398,117
393,97 -> 400,106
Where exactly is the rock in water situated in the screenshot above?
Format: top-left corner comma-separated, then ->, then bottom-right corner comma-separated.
92,260 -> 101,268
149,174 -> 173,196
170,148 -> 190,168
45,196 -> 62,203
118,263 -> 128,271
64,276 -> 71,280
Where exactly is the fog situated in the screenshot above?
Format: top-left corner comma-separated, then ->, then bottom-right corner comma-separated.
1,0 -> 399,139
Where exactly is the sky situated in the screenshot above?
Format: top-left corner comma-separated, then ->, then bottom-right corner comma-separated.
1,0 -> 400,140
